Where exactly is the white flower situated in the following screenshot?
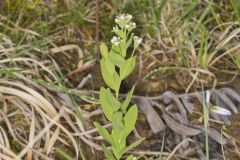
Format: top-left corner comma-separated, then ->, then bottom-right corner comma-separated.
119,14 -> 125,20
113,26 -> 119,32
115,18 -> 120,24
115,13 -> 134,30
133,36 -> 142,44
125,14 -> 133,21
125,22 -> 136,31
211,106 -> 232,116
133,36 -> 142,49
111,36 -> 117,42
130,22 -> 136,28
205,90 -> 211,103
115,14 -> 126,27
111,36 -> 121,46
125,24 -> 130,29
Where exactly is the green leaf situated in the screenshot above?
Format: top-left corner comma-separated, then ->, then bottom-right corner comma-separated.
55,147 -> 75,160
120,138 -> 145,156
120,56 -> 136,80
111,129 -> 126,159
99,87 -> 114,121
112,112 -> 124,130
106,88 -> 121,111
112,45 -> 121,54
100,59 -> 120,91
112,29 -> 125,38
100,88 -> 121,121
100,43 -> 108,58
120,39 -> 126,57
105,58 -> 115,75
123,105 -> 138,138
121,86 -> 135,113
126,34 -> 134,49
94,122 -> 114,145
108,51 -> 125,68
101,59 -> 115,89
113,72 -> 121,94
102,144 -> 116,160
126,155 -> 137,160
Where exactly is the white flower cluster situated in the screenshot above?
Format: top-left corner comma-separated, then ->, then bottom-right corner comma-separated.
133,36 -> 142,48
114,14 -> 136,31
111,36 -> 121,46
133,36 -> 142,44
111,14 -> 142,47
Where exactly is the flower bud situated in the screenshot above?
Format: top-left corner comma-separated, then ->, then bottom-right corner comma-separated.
133,36 -> 142,48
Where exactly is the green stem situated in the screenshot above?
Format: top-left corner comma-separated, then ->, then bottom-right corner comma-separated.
205,104 -> 209,160
131,48 -> 136,57
205,127 -> 209,160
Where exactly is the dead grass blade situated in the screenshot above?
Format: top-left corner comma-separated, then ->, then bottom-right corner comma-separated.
0,58 -> 58,81
166,138 -> 193,160
46,127 -> 60,155
0,80 -> 80,158
15,108 -> 64,160
0,144 -> 16,159
25,107 -> 35,160
162,113 -> 201,136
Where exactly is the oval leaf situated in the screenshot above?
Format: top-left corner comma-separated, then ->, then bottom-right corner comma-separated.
100,43 -> 108,58
106,88 -> 121,111
120,56 -> 136,80
100,87 -> 114,121
105,58 -> 115,75
101,59 -> 115,90
101,59 -> 120,91
123,105 -> 138,138
108,51 -> 125,68
112,112 -> 124,130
